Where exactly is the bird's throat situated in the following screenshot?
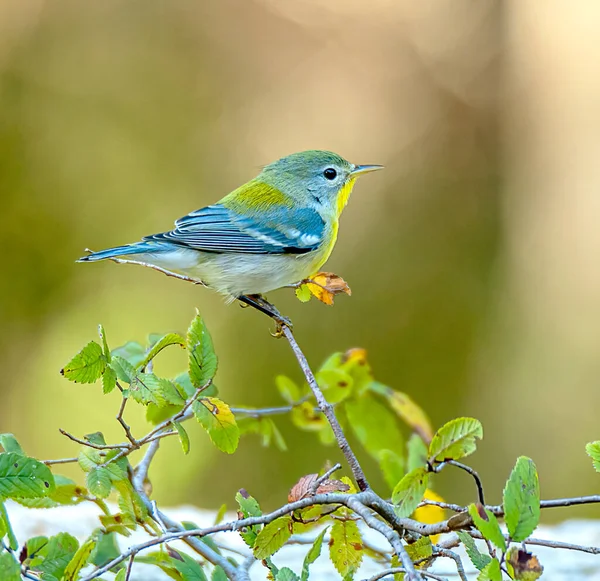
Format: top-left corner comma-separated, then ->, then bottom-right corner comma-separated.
336,177 -> 357,217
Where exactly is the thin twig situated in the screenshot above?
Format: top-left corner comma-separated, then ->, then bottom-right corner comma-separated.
364,570 -> 447,581
280,325 -> 369,491
124,552 -> 135,581
417,499 -> 464,513
116,396 -> 137,445
436,548 -> 468,581
447,461 -> 485,505
40,457 -> 79,466
58,429 -> 126,450
309,463 -> 343,495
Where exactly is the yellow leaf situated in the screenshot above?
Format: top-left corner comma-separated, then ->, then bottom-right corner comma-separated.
304,272 -> 352,305
413,489 -> 445,544
387,389 -> 433,443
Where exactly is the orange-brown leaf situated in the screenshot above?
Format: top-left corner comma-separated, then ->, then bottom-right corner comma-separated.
305,272 -> 351,305
288,473 -> 349,502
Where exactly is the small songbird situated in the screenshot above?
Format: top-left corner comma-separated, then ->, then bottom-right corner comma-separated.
79,150 -> 382,301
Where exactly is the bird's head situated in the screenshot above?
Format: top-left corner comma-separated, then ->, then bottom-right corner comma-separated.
259,150 -> 383,217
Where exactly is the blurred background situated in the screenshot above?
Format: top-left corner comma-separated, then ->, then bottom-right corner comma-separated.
2,0 -> 600,521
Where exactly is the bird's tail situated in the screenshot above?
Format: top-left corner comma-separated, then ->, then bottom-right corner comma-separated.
77,241 -> 162,262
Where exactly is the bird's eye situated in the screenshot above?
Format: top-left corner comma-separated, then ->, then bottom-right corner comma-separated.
323,168 -> 337,180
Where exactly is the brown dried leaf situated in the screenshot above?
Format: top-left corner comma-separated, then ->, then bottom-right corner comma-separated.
507,547 -> 544,580
304,272 -> 352,305
288,473 -> 349,502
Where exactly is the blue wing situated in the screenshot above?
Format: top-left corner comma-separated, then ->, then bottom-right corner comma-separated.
146,204 -> 325,255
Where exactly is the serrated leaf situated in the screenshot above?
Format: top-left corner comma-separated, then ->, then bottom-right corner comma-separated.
110,355 -> 136,384
235,490 -> 262,547
477,558 -> 502,581
212,566 -> 228,581
456,531 -> 491,571
193,397 -> 239,453
254,516 -> 293,559
379,449 -> 405,491
405,536 -> 433,562
0,453 -> 55,499
102,366 -> 117,394
115,480 -> 148,522
78,447 -> 101,472
276,567 -> 300,581
137,333 -> 186,370
468,504 -> 506,551
125,373 -> 186,407
115,569 -> 126,581
301,527 -> 328,581
276,375 -> 300,404
173,421 -> 190,454
0,552 -> 20,581
503,456 -> 540,542
98,324 -> 111,363
328,518 -> 363,578
345,396 -> 404,459
61,341 -> 106,383
586,441 -> 600,472
90,531 -> 121,567
29,532 -> 79,581
428,417 -> 483,463
63,533 -> 97,580
0,435 -> 23,455
86,467 -> 112,498
13,476 -> 86,509
391,467 -> 428,518
187,313 -> 218,388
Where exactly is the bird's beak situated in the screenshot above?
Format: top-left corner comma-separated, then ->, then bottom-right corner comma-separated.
350,164 -> 384,177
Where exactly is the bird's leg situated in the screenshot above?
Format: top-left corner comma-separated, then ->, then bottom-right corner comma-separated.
237,294 -> 293,336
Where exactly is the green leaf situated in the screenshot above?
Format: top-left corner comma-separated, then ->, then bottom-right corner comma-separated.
428,417 -> 483,463
86,467 -> 112,498
235,489 -> 262,547
503,456 -> 540,542
212,566 -> 228,581
63,533 -> 97,580
0,435 -> 23,455
193,397 -> 239,454
0,552 -> 20,581
115,569 -> 126,581
14,475 -> 86,509
254,516 -> 293,559
345,396 -> 404,459
0,502 -> 17,549
187,312 -> 218,388
586,441 -> 600,472
90,531 -> 122,567
173,421 -> 190,454
29,532 -> 79,581
316,369 -> 354,404
98,324 -> 111,362
406,433 -> 428,472
171,552 -> 209,581
137,333 -> 186,369
115,480 -> 148,523
102,366 -> 117,394
295,284 -> 312,302
78,447 -> 102,472
0,453 -> 55,499
276,567 -> 300,581
110,355 -> 136,384
328,518 -> 363,578
276,375 -> 300,404
379,449 -> 405,491
406,536 -> 433,562
301,527 -> 328,581
468,504 -> 506,551
61,341 -> 106,383
111,341 -> 146,367
477,558 -> 503,581
125,373 -> 186,407
456,530 -> 491,571
391,467 -> 428,518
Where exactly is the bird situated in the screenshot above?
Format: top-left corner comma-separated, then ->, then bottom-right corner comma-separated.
79,150 -> 382,304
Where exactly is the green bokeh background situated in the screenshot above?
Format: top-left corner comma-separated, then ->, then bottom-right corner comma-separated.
2,0 -> 600,520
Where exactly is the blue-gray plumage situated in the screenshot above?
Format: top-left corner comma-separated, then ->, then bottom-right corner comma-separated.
79,150 -> 382,300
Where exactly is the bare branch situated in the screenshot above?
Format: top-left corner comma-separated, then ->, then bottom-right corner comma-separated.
364,569 -> 447,581
435,548 -> 468,581
309,463 -> 343,495
58,429 -> 127,450
132,439 -> 160,492
40,457 -> 79,466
